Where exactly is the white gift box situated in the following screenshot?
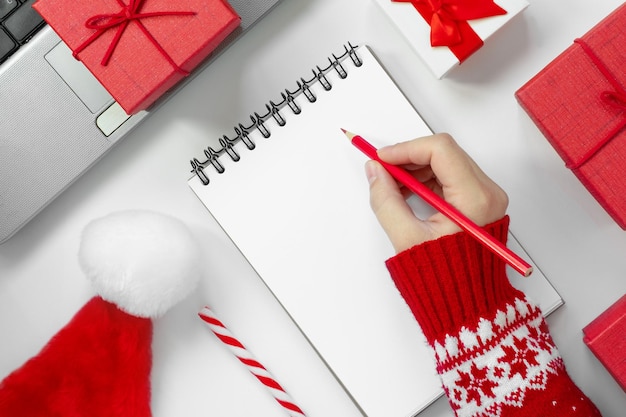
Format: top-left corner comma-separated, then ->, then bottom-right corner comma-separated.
374,0 -> 529,79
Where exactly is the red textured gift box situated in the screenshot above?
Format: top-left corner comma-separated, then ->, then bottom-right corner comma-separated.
515,4 -> 626,229
33,0 -> 240,114
583,294 -> 626,391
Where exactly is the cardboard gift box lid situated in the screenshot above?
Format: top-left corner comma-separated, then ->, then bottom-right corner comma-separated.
583,294 -> 626,391
373,0 -> 529,79
515,4 -> 626,230
33,0 -> 240,114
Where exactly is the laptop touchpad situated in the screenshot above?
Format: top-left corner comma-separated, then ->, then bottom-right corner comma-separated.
45,41 -> 112,113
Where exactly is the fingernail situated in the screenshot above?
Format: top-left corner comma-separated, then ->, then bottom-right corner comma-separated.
365,160 -> 379,185
377,145 -> 394,158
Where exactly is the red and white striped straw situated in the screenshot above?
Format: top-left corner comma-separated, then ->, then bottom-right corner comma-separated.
198,306 -> 306,417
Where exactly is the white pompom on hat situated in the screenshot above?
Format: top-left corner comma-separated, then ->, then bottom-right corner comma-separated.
0,210 -> 201,417
79,209 -> 201,318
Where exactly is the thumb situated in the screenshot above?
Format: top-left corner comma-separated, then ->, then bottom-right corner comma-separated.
365,160 -> 427,253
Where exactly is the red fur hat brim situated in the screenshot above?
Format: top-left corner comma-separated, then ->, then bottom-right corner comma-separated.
0,297 -> 152,416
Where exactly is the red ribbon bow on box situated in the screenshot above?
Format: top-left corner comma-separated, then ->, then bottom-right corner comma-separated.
392,0 -> 507,62
568,38 -> 626,170
73,0 -> 196,74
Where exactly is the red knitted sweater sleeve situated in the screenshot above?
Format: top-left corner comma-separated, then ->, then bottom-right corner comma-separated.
385,216 -> 602,417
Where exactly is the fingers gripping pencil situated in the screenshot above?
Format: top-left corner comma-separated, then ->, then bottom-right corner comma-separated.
341,129 -> 533,277
199,306 -> 306,417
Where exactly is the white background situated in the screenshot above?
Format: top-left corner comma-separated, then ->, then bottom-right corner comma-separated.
1,0 -> 625,416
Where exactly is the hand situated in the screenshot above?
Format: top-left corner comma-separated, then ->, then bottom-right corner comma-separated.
366,133 -> 508,253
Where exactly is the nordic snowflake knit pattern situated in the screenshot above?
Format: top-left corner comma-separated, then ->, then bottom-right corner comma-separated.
385,216 -> 602,417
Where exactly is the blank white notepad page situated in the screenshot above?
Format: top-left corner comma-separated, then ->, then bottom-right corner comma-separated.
188,45 -> 561,417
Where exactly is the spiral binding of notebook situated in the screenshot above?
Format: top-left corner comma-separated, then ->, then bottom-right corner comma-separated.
189,42 -> 362,185
186,42 -> 564,417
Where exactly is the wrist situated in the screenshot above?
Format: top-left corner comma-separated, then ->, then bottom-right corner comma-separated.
385,216 -> 524,344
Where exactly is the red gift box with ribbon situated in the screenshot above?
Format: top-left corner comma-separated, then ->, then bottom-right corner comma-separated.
583,294 -> 626,391
33,0 -> 240,114
516,4 -> 626,229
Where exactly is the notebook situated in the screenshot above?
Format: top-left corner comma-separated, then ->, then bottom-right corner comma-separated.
187,44 -> 563,417
0,0 -> 281,244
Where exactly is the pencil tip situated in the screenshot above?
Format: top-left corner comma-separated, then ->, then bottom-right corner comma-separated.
340,128 -> 355,140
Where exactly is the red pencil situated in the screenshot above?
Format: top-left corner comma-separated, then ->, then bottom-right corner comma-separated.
342,129 -> 533,277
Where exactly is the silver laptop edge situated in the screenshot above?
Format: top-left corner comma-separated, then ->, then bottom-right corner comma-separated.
0,0 -> 281,244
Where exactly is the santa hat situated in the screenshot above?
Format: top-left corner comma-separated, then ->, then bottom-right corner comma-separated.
0,210 -> 200,416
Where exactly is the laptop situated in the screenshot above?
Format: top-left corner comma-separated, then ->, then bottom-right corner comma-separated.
0,0 -> 281,244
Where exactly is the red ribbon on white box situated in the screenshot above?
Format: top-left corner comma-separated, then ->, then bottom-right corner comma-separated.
391,0 -> 507,62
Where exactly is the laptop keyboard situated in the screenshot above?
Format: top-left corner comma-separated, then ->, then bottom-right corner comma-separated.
0,0 -> 45,64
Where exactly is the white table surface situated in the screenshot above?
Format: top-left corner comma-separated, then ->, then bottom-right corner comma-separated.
1,0 -> 625,416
